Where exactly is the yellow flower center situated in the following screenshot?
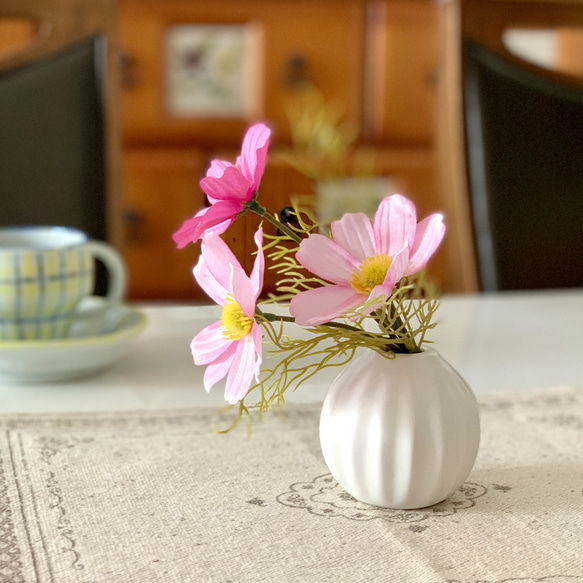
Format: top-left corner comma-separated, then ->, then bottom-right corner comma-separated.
350,254 -> 393,295
221,297 -> 253,340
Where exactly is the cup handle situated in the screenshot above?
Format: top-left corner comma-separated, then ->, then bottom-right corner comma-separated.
86,241 -> 127,302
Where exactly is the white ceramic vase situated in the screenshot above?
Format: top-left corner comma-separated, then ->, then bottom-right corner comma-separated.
319,347 -> 480,509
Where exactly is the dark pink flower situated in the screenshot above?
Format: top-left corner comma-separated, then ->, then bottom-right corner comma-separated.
173,123 -> 271,248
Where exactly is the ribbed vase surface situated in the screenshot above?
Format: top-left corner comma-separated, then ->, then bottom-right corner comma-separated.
319,348 -> 480,509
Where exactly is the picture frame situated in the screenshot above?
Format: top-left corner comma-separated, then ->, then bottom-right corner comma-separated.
165,23 -> 263,118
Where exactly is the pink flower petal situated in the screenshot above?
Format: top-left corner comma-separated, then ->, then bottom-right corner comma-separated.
192,255 -> 229,306
289,285 -> 363,326
251,321 -> 263,376
238,123 -> 271,191
230,264 -> 256,317
370,245 -> 410,300
330,212 -> 375,262
173,208 -> 206,248
249,228 -> 264,300
173,201 -> 240,248
374,194 -> 417,257
224,333 -> 259,404
200,232 -> 243,296
404,213 -> 446,276
200,166 -> 252,202
197,322 -> 262,399
191,321 -> 231,365
202,341 -> 238,393
206,159 -> 233,179
296,234 -> 359,285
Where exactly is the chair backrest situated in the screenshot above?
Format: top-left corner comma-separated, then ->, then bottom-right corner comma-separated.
436,0 -> 583,292
0,0 -> 121,250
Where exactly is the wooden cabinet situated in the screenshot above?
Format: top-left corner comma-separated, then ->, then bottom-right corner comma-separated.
5,3 -> 583,297
0,1 -> 446,298
118,0 -> 366,147
118,0 -> 448,298
364,0 -> 438,145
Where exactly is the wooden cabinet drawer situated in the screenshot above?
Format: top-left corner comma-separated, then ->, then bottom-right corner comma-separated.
119,0 -> 366,147
121,148 -> 208,300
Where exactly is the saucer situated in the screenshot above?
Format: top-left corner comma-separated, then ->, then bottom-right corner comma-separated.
0,301 -> 147,382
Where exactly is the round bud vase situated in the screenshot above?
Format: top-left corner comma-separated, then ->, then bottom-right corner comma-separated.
319,347 -> 480,509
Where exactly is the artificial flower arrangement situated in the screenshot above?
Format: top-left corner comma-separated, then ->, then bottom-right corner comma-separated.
173,123 -> 446,418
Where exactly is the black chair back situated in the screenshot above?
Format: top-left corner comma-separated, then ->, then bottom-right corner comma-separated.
0,35 -> 106,241
464,40 -> 583,291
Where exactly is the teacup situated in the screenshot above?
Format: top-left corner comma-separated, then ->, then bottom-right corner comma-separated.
0,226 -> 126,341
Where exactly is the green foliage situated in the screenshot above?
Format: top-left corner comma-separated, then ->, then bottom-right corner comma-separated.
278,85 -> 377,180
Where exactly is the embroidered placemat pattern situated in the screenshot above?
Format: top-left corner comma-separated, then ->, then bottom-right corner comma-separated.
0,386 -> 581,582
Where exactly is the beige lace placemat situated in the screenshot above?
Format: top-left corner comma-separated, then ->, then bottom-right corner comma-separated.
0,386 -> 582,583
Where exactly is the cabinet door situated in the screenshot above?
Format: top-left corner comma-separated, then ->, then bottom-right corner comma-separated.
118,0 -> 365,147
365,0 -> 437,145
122,148 -> 208,300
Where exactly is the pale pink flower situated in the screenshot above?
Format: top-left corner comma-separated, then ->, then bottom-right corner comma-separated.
289,194 -> 445,326
173,123 -> 271,248
191,229 -> 264,404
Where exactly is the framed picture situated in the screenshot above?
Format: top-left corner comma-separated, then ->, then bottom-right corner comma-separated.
165,23 -> 263,118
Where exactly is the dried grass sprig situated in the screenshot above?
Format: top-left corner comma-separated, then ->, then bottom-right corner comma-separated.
244,315 -> 393,412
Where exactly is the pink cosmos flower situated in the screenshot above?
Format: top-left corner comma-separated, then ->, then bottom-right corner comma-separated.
190,228 -> 264,404
173,123 -> 271,248
289,194 -> 446,326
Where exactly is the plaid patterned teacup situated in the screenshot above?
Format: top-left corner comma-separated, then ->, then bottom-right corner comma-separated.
0,226 -> 126,341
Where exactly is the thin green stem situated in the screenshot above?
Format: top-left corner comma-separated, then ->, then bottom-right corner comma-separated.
256,308 -> 393,347
372,308 -> 420,353
255,308 -> 295,324
246,199 -> 303,244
